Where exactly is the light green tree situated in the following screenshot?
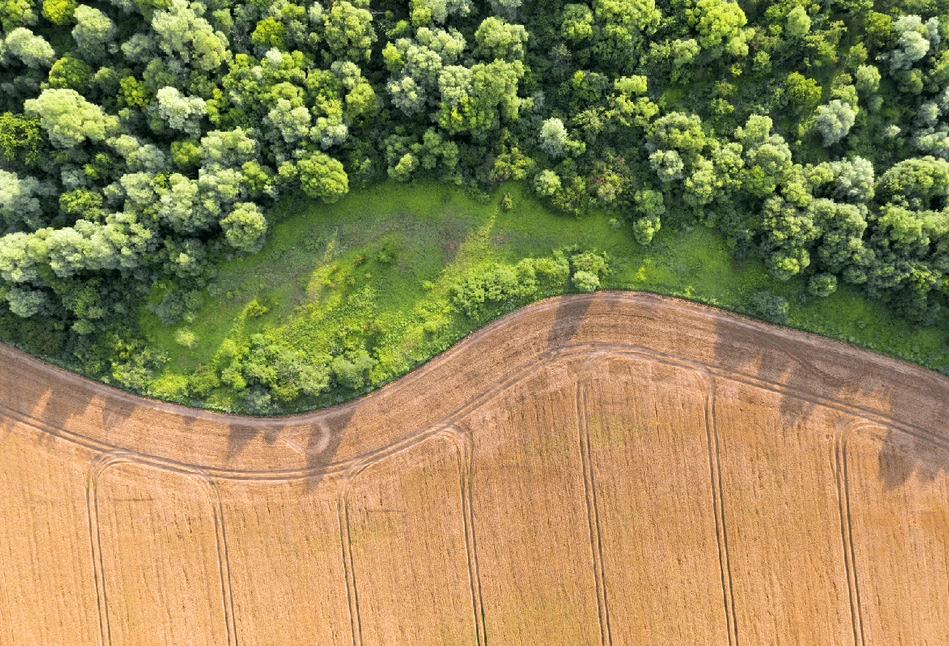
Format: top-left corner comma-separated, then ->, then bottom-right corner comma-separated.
24,89 -> 118,148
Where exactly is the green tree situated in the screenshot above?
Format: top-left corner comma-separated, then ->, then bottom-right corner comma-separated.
474,16 -> 528,61
322,0 -> 376,62
297,152 -> 349,203
814,100 -> 856,146
4,28 -> 55,68
24,89 -> 118,148
687,0 -> 751,57
155,86 -> 207,136
152,0 -> 230,72
48,55 -> 92,91
40,0 -> 76,25
539,118 -> 568,157
785,5 -> 811,38
220,202 -> 267,252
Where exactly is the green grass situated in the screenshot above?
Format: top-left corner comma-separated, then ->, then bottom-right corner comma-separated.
140,180 -> 949,412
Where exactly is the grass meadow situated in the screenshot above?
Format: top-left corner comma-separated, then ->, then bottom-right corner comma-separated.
141,181 -> 949,410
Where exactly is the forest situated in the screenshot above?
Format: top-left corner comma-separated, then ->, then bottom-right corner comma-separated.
2,0 -> 949,411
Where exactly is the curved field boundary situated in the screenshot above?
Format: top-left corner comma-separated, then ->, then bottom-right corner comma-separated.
1,292 -> 947,476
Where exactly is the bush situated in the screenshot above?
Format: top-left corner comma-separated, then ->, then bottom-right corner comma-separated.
808,273 -> 838,297
570,250 -> 609,278
244,299 -> 268,318
152,288 -> 204,325
242,386 -> 273,415
572,270 -> 600,292
745,290 -> 790,324
331,349 -> 376,389
500,192 -> 514,211
451,262 -> 539,317
174,328 -> 197,348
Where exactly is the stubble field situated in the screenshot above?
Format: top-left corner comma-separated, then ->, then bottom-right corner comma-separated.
1,292 -> 948,645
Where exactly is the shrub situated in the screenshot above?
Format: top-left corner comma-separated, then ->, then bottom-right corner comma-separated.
244,299 -> 268,318
174,328 -> 197,348
570,250 -> 609,278
572,270 -> 600,292
242,386 -> 273,415
331,349 -> 376,389
808,273 -> 838,297
745,290 -> 790,324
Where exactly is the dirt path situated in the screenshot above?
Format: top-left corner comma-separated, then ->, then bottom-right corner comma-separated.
2,292 -> 948,644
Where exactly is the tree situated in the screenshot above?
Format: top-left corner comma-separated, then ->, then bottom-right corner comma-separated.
534,169 -> 561,196
5,286 -> 46,317
48,55 -> 92,91
759,196 -> 819,280
877,156 -> 949,210
251,17 -> 287,50
649,149 -> 684,182
474,16 -> 529,61
220,202 -> 267,252
883,15 -> 937,73
808,199 -> 869,280
297,152 -> 348,203
649,111 -> 707,163
0,169 -> 43,231
687,0 -> 751,57
409,0 -> 472,25
855,65 -> 880,94
0,113 -> 44,168
265,98 -> 311,144
785,5 -> 810,38
4,28 -> 55,69
0,0 -> 37,31
152,0 -> 230,72
561,4 -> 594,42
785,72 -> 822,113
539,118 -> 568,157
489,0 -> 520,19
322,1 -> 376,62
24,89 -> 118,148
631,188 -> 664,244
71,5 -> 116,55
41,0 -> 76,24
155,87 -> 207,136
200,128 -> 257,169
829,157 -> 874,203
592,0 -> 661,63
813,100 -> 856,146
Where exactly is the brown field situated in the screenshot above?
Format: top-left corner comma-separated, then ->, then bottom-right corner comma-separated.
2,292 -> 949,645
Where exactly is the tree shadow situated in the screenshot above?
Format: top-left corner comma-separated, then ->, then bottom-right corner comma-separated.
878,428 -> 949,490
225,405 -> 354,490
547,294 -> 593,351
711,311 -> 897,444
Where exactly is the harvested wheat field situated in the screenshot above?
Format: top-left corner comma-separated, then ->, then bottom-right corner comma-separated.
2,292 -> 949,645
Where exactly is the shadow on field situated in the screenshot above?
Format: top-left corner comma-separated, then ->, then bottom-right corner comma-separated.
225,405 -> 353,489
878,428 -> 949,489
547,295 -> 593,351
711,314 -> 863,430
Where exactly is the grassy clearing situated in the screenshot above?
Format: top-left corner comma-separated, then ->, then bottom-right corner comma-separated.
140,180 -> 949,412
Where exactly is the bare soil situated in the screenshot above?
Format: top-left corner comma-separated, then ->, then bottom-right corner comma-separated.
1,292 -> 948,645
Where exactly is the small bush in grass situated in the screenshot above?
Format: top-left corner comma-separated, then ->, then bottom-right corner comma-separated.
500,192 -> 514,211
746,290 -> 790,324
245,299 -> 268,318
174,328 -> 197,348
